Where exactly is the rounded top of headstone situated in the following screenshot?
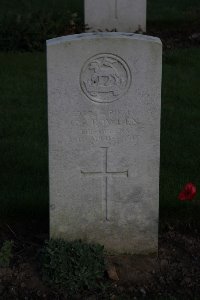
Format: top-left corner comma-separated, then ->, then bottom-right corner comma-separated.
46,32 -> 162,46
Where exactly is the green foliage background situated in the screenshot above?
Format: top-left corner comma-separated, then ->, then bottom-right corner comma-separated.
0,0 -> 200,51
0,0 -> 83,51
0,0 -> 200,220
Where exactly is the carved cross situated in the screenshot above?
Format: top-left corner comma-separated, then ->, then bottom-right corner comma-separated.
81,147 -> 128,221
115,0 -> 118,19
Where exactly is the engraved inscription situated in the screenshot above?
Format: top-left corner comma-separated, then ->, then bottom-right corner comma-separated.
81,147 -> 128,221
70,110 -> 138,127
80,54 -> 131,103
68,110 -> 140,146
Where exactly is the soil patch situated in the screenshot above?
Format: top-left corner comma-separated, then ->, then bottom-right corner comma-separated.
0,220 -> 200,299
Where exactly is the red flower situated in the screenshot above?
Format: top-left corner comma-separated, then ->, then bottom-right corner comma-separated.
178,182 -> 197,201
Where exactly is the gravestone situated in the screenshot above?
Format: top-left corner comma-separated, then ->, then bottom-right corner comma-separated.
47,32 -> 162,254
85,0 -> 146,33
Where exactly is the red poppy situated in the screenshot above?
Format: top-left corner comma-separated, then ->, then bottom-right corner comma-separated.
178,182 -> 197,201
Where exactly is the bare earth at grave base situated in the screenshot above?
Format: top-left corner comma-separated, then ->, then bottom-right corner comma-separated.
0,220 -> 200,299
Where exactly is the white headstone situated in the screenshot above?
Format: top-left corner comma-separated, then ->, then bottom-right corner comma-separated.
85,0 -> 146,33
47,33 -> 162,254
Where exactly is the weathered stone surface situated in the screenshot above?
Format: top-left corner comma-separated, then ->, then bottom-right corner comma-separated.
47,33 -> 162,254
85,0 -> 146,33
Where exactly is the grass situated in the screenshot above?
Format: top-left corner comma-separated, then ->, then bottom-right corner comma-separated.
160,48 -> 200,220
148,0 -> 200,29
0,48 -> 200,220
0,53 -> 48,219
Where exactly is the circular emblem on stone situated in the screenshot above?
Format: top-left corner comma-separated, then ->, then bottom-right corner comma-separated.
80,54 -> 131,103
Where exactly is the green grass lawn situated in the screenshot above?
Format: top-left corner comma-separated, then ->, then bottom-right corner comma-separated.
0,49 -> 200,220
148,0 -> 200,28
160,48 -> 200,220
0,53 -> 48,219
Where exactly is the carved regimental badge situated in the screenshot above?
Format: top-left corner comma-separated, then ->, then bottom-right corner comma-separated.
80,54 -> 131,103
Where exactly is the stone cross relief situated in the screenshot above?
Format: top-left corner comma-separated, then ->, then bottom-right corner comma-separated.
81,147 -> 128,221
